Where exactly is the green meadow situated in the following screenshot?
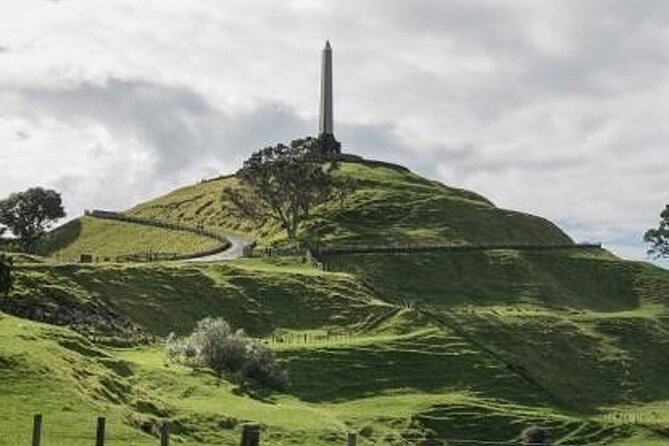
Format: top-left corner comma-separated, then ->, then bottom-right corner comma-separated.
2,160 -> 669,445
35,216 -> 221,261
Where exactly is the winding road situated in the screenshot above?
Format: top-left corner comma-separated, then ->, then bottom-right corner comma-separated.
86,210 -> 253,263
185,233 -> 253,262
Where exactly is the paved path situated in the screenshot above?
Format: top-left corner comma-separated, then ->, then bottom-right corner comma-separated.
86,210 -> 253,263
185,233 -> 253,262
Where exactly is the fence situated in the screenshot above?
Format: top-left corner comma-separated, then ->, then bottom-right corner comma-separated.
22,414 -> 254,446
18,416 -> 336,446
11,415 -> 543,446
307,242 -> 603,271
259,331 -> 359,349
243,244 -> 309,258
238,241 -> 603,272
8,414 -> 158,446
83,210 -> 231,262
310,242 -> 602,257
14,413 -> 653,446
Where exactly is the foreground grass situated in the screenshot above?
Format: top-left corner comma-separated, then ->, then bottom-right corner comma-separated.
35,216 -> 221,261
2,310 -> 666,446
0,315 -> 157,446
3,253 -> 669,444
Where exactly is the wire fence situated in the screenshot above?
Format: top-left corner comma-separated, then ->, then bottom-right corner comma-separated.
1,415 -> 158,446
311,242 -> 602,256
262,331 -> 356,346
5,413 -> 663,446
241,241 -> 603,272
308,242 -> 603,272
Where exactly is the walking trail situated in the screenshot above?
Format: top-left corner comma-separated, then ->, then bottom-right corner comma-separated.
185,233 -> 252,262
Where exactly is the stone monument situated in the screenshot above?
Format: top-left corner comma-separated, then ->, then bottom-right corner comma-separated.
318,40 -> 340,154
319,40 -> 334,136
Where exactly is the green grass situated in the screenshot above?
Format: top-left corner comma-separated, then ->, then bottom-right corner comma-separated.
0,314 -> 158,446
11,258 -> 390,337
329,248 -> 662,311
1,305 -> 665,446
3,251 -> 669,445
36,216 -> 221,261
326,249 -> 669,412
128,161 -> 572,246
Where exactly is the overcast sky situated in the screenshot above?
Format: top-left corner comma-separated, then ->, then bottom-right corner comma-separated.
0,0 -> 667,266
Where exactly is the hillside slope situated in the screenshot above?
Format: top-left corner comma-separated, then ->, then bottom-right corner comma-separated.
32,160 -> 572,261
128,160 -> 572,246
3,252 -> 669,445
36,216 -> 221,261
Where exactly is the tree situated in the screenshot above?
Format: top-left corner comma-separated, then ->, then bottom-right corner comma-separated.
0,187 -> 66,247
0,254 -> 12,295
223,137 -> 348,240
644,204 -> 669,258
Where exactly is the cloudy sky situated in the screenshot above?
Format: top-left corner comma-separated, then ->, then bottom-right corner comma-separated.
0,0 -> 667,266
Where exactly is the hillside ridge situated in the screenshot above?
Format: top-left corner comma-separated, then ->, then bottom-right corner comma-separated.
128,159 -> 573,249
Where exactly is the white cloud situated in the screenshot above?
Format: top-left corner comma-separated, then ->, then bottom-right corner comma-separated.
0,0 -> 668,265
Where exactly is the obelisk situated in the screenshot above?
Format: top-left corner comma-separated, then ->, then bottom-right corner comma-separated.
319,40 -> 334,136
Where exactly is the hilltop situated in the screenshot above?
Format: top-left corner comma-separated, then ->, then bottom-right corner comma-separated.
128,160 -> 572,247
34,159 -> 572,259
1,157 -> 669,445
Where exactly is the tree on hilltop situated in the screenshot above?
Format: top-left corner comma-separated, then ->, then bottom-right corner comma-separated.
0,187 -> 66,248
223,137 -> 348,240
644,204 -> 669,258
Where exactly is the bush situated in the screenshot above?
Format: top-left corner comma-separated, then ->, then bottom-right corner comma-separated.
166,317 -> 288,389
520,425 -> 550,445
0,254 -> 12,295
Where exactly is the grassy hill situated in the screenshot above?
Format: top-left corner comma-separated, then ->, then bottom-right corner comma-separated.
1,158 -> 669,445
128,161 -> 572,246
2,250 -> 669,445
35,216 -> 221,261
28,159 -> 571,260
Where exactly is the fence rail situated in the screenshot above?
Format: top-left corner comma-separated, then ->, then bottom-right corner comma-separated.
310,242 -> 602,257
16,414 -> 544,446
14,412 -> 653,446
303,242 -> 602,271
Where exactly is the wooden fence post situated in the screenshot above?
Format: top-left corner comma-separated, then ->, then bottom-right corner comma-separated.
347,432 -> 357,446
31,413 -> 42,446
239,423 -> 260,446
95,417 -> 106,446
160,420 -> 169,446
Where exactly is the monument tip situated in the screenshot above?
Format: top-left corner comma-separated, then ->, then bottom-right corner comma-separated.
325,40 -> 331,50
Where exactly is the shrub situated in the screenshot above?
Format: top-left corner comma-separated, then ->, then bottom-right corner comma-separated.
520,425 -> 550,445
166,318 -> 288,389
